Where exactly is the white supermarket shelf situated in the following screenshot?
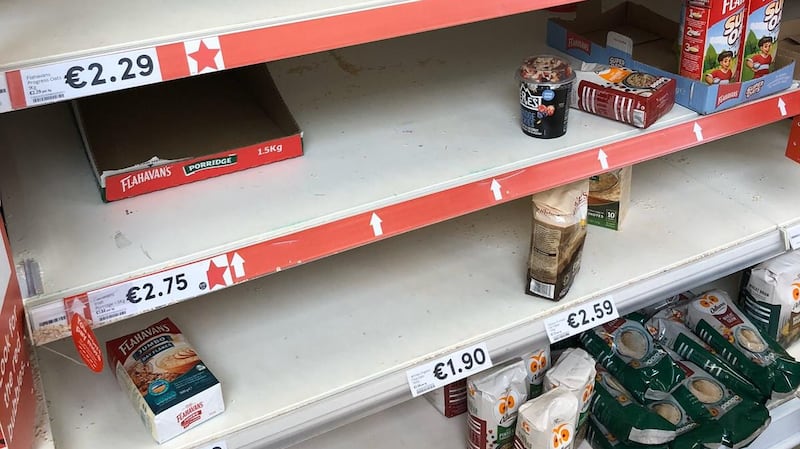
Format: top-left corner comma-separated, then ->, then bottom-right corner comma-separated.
29,127 -> 800,449
2,11 -> 799,345
0,0 -> 578,111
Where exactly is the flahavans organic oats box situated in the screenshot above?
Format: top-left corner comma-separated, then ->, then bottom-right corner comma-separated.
106,318 -> 224,443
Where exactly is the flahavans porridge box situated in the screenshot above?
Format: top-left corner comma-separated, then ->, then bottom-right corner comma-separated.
106,318 -> 224,443
73,64 -> 303,202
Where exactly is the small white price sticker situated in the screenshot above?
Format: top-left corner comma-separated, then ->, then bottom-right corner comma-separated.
406,342 -> 492,397
85,252 -> 245,324
19,47 -> 163,106
0,73 -> 11,113
790,233 -> 800,251
543,295 -> 619,344
198,441 -> 227,449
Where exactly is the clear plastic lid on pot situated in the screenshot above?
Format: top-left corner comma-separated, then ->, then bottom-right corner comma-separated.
517,55 -> 576,86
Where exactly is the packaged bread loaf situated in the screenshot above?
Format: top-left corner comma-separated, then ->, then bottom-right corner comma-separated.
740,249 -> 800,348
591,366 -> 677,445
526,179 -> 589,301
685,289 -> 800,395
580,313 -> 685,402
647,306 -> 766,401
467,360 -> 528,449
665,352 -> 771,449
643,376 -> 712,440
513,386 -> 579,449
543,347 -> 596,445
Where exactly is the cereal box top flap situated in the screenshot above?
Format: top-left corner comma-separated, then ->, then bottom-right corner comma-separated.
105,317 -> 182,373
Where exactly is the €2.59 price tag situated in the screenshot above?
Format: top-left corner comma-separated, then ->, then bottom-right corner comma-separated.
543,296 -> 619,344
19,47 -> 163,106
406,342 -> 493,397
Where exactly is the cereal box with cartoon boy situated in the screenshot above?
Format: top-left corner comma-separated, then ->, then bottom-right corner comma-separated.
742,0 -> 784,81
679,0 -> 748,85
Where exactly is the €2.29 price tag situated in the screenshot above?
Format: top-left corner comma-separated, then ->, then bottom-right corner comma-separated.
543,296 -> 619,344
406,342 -> 493,397
19,47 -> 163,106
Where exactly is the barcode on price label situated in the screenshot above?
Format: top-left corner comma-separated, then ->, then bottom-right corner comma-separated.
0,74 -> 11,113
543,295 -> 619,344
406,342 -> 493,397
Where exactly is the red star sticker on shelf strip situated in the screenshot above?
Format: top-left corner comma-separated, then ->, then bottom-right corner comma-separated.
206,259 -> 228,289
189,41 -> 220,72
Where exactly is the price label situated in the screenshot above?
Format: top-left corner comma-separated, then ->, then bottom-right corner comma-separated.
0,74 -> 11,113
789,231 -> 800,251
406,342 -> 492,397
19,47 -> 162,106
543,296 -> 619,344
80,253 -> 245,325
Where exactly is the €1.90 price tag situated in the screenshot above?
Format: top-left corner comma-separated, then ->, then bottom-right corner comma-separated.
19,47 -> 162,106
543,296 -> 619,344
406,342 -> 493,397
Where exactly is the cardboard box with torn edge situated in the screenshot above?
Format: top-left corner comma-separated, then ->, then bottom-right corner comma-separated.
73,64 -> 303,202
547,0 -> 795,115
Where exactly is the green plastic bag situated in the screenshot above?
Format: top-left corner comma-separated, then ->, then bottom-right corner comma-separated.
587,415 -> 668,449
686,289 -> 800,395
580,313 -> 685,402
591,366 -> 677,445
647,306 -> 767,402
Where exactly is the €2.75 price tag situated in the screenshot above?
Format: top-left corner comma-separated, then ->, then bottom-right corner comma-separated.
71,253 -> 245,325
19,47 -> 163,106
543,296 -> 619,344
406,342 -> 493,397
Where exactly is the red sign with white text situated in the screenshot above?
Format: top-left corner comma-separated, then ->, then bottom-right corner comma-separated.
0,217 -> 36,449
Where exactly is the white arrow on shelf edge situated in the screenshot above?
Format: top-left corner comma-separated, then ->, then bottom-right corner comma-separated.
779,98 -> 787,117
693,122 -> 704,142
230,252 -> 245,278
370,213 -> 384,237
597,149 -> 609,170
490,179 -> 503,201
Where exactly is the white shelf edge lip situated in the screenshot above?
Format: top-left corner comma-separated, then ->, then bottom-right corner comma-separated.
20,87 -> 800,345
208,228 -> 787,449
1,0 -> 418,72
